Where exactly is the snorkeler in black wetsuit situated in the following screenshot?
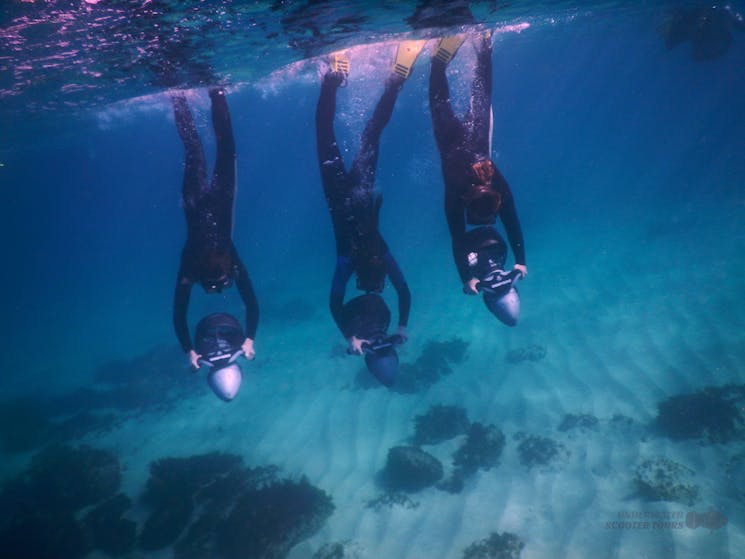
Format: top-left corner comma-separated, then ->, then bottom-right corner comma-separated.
429,33 -> 527,326
171,88 -> 259,368
660,4 -> 745,60
316,49 -> 418,354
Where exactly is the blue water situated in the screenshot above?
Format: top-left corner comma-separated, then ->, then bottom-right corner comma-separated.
1,2 -> 745,558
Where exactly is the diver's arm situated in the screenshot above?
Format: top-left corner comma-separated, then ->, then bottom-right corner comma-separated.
329,256 -> 354,338
444,188 -> 473,286
498,182 -> 527,269
383,253 -> 410,335
173,276 -> 194,353
232,250 -> 259,358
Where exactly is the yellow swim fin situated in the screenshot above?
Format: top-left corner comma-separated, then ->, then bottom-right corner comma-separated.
433,35 -> 466,65
393,39 -> 427,80
330,51 -> 350,84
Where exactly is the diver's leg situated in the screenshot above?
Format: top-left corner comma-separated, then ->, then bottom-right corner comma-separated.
429,58 -> 464,153
209,88 -> 236,204
171,93 -> 208,210
350,74 -> 405,189
316,72 -> 348,195
466,33 -> 493,153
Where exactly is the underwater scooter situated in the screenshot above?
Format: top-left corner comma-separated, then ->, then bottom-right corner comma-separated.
476,267 -> 524,296
193,313 -> 246,402
197,350 -> 244,402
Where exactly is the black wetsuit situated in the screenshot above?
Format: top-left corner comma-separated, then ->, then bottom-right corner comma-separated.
315,72 -> 411,338
171,90 -> 259,353
429,40 -> 526,284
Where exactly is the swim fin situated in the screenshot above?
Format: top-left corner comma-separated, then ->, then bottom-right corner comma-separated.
433,35 -> 466,65
393,39 -> 427,80
330,51 -> 350,85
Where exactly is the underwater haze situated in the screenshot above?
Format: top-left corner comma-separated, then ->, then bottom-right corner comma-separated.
1,1 -> 745,558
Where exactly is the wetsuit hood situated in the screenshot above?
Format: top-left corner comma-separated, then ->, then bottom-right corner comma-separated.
464,159 -> 501,224
464,184 -> 501,225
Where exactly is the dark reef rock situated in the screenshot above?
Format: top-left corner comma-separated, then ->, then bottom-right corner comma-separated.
0,347 -> 201,455
439,423 -> 505,493
365,492 -> 420,511
654,385 -> 745,443
0,397 -> 118,454
313,542 -> 347,559
382,446 -> 444,493
138,451 -> 331,559
142,452 -> 247,506
515,434 -> 567,469
558,413 -> 599,432
462,531 -> 525,559
634,457 -> 699,506
139,496 -> 194,550
390,337 -> 469,394
312,540 -> 363,559
0,397 -> 54,453
0,444 -> 122,559
0,510 -> 90,559
140,452 -> 250,550
83,493 -> 136,556
51,345 -> 200,417
23,444 -> 120,512
413,404 -> 471,445
453,423 -> 506,474
174,512 -> 223,559
216,477 -> 334,559
172,465 -> 279,559
505,345 -> 546,364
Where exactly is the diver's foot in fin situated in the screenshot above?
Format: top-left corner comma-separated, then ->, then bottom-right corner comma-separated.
328,51 -> 350,87
433,35 -> 466,65
393,39 -> 427,80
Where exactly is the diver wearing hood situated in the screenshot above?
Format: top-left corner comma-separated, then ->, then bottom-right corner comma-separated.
194,313 -> 245,401
171,88 -> 259,368
341,294 -> 401,387
316,46 -> 423,354
429,33 -> 527,319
